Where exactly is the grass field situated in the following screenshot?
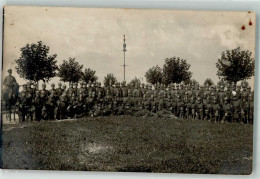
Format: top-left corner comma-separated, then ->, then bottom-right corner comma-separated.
1,116 -> 253,174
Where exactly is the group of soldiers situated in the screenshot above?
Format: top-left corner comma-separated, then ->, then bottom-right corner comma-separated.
16,79 -> 254,124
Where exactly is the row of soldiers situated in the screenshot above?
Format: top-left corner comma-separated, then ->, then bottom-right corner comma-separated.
17,80 -> 254,124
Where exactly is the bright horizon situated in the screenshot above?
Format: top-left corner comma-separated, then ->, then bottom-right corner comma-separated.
2,6 -> 256,90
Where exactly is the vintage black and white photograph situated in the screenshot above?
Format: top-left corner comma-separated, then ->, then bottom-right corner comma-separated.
1,6 -> 256,174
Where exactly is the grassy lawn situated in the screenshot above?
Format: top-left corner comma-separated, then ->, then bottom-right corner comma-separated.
1,116 -> 253,174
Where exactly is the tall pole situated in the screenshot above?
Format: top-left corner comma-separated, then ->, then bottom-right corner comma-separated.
122,35 -> 127,82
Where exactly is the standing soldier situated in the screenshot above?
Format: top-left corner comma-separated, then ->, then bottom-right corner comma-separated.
203,92 -> 211,120
32,90 -> 42,120
46,92 -> 56,120
49,83 -> 58,99
190,96 -> 196,120
73,83 -> 79,96
184,91 -> 191,119
231,92 -> 242,123
225,84 -> 232,98
240,96 -> 249,124
40,83 -> 49,120
248,93 -> 254,124
66,83 -> 74,97
210,95 -> 220,122
195,97 -> 204,120
221,96 -> 232,123
54,92 -> 68,120
18,84 -> 28,122
218,85 -> 226,112
56,82 -> 63,97
121,81 -> 128,97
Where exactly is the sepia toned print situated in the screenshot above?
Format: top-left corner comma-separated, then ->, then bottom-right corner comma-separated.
1,6 -> 255,174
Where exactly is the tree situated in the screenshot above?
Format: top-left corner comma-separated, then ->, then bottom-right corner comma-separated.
162,57 -> 192,85
145,65 -> 163,84
217,79 -> 227,87
57,57 -> 83,84
103,73 -> 117,87
216,47 -> 255,85
81,68 -> 98,83
184,78 -> 199,86
203,78 -> 214,86
128,77 -> 141,87
15,41 -> 58,84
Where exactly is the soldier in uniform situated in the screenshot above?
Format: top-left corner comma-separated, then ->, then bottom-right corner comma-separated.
195,97 -> 204,120
3,69 -> 17,89
121,81 -> 128,97
56,82 -> 63,97
18,84 -> 28,122
248,93 -> 254,124
184,91 -> 191,119
231,92 -> 242,123
190,96 -> 196,120
66,93 -> 78,118
176,94 -> 184,118
54,92 -> 69,120
85,91 -> 96,116
62,84 -> 67,95
46,92 -> 57,120
49,83 -> 58,98
40,83 -> 49,120
240,96 -> 249,124
221,96 -> 232,123
32,90 -> 42,120
210,95 -> 220,122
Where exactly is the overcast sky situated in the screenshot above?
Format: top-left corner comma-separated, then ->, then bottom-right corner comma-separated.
3,6 -> 256,89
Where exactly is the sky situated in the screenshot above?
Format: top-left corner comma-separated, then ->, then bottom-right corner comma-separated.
2,6 -> 256,89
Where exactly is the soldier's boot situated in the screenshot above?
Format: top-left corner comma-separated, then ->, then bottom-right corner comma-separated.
220,116 -> 226,123
204,110 -> 209,120
32,111 -> 36,121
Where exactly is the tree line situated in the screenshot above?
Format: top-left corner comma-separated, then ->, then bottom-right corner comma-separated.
15,41 -> 255,87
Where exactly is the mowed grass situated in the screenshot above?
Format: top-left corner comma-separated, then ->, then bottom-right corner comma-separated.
1,116 -> 253,174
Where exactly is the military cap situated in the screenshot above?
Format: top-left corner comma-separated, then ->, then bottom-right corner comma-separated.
224,96 -> 229,101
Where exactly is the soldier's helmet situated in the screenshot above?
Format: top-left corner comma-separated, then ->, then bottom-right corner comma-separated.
7,69 -> 12,73
224,96 -> 229,102
62,84 -> 67,89
241,80 -> 247,88
213,96 -> 217,103
236,85 -> 241,90
27,81 -> 32,87
35,90 -> 40,95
